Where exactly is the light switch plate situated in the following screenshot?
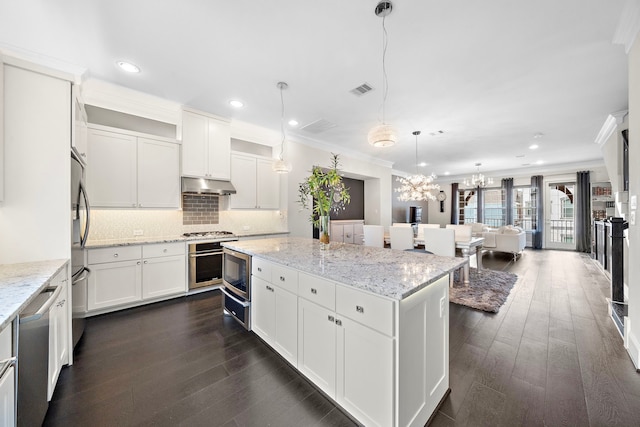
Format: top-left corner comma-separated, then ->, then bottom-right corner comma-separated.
133,229 -> 143,236
630,211 -> 636,226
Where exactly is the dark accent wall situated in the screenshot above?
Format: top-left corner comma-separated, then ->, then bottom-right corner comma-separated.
330,177 -> 364,220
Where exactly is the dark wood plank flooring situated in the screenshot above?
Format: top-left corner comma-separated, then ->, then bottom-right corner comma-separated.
43,249 -> 640,426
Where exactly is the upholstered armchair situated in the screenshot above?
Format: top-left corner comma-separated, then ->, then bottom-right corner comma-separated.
482,225 -> 526,260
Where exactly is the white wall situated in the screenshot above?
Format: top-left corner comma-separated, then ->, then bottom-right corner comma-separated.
0,63 -> 70,263
627,31 -> 640,369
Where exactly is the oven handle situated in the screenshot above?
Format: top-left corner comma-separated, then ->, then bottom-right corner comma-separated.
221,288 -> 250,307
189,251 -> 223,258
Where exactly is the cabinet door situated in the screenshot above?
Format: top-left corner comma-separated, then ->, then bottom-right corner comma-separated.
336,316 -> 394,427
181,111 -> 209,178
251,276 -> 275,344
256,158 -> 280,209
87,260 -> 142,311
142,255 -> 186,299
230,154 -> 257,209
273,286 -> 297,367
87,129 -> 137,207
207,118 -> 231,180
298,298 -> 337,398
0,366 -> 15,427
48,280 -> 68,401
138,137 -> 180,208
331,225 -> 344,243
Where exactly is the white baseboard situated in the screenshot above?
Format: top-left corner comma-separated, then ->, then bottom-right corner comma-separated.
626,319 -> 640,371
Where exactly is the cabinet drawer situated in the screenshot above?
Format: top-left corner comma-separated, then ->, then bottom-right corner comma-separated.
252,257 -> 271,281
142,242 -> 185,258
271,264 -> 298,293
298,272 -> 335,311
88,245 -> 141,264
336,286 -> 394,337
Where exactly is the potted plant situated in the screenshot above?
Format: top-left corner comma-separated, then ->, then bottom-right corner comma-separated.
298,153 -> 350,248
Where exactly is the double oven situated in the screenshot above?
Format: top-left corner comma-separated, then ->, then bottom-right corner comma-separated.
186,231 -> 236,290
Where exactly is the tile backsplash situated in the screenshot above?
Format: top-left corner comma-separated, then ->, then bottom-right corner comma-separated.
88,207 -> 288,241
182,194 -> 219,225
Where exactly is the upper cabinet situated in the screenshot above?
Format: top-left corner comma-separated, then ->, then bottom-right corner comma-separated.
181,109 -> 230,180
87,126 -> 180,208
71,85 -> 88,165
230,153 -> 280,209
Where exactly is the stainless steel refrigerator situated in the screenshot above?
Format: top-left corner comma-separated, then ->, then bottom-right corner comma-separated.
71,151 -> 91,348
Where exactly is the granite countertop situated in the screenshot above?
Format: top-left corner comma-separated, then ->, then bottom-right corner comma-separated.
0,259 -> 68,330
84,231 -> 289,249
222,237 -> 466,300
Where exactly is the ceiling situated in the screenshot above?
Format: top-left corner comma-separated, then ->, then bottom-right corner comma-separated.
0,0 -> 630,181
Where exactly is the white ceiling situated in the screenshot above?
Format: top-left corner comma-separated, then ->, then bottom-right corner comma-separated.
0,0 -> 630,181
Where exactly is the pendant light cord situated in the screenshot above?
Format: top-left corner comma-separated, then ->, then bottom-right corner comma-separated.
279,84 -> 286,161
381,14 -> 389,125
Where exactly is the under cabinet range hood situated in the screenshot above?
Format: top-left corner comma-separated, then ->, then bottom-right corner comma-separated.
181,177 -> 237,195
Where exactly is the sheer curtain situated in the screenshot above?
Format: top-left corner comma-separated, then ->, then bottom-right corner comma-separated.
502,178 -> 514,225
576,171 -> 591,252
531,175 -> 544,249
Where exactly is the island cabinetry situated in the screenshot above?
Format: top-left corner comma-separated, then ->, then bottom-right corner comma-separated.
251,260 -> 298,366
182,109 -> 230,180
87,126 -> 180,208
0,321 -> 16,427
48,267 -> 69,401
87,242 -> 185,313
230,153 -> 280,209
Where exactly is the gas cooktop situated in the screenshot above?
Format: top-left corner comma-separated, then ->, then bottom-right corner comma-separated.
182,231 -> 236,239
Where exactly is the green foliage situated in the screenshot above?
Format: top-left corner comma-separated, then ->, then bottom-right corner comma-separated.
298,153 -> 351,226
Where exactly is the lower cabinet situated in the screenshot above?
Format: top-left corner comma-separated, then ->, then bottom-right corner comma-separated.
48,268 -> 69,401
87,243 -> 186,314
0,321 -> 15,427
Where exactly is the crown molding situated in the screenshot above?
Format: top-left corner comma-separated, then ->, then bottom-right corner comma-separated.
0,43 -> 85,83
613,0 -> 640,53
595,110 -> 628,148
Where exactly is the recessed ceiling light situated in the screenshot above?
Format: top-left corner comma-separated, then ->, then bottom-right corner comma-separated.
536,160 -> 544,165
116,61 -> 140,73
444,171 -> 450,176
288,119 -> 299,127
418,162 -> 427,167
229,100 -> 244,108
529,144 -> 539,150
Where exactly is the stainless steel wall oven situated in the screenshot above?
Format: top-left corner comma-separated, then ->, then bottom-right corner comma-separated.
185,232 -> 237,291
222,248 -> 252,329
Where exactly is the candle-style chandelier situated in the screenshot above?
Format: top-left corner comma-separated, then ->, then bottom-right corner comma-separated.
463,163 -> 494,188
395,131 -> 440,201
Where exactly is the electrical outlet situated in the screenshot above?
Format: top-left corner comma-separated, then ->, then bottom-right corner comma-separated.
133,229 -> 144,236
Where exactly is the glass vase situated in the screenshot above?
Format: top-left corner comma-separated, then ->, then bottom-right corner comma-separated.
319,215 -> 330,250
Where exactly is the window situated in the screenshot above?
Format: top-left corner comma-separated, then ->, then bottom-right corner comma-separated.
458,190 -> 477,223
483,189 -> 505,227
513,186 -> 536,232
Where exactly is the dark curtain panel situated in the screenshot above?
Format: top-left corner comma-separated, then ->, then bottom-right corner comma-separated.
476,188 -> 484,223
531,175 -> 544,249
502,178 -> 514,225
451,182 -> 459,224
575,171 -> 591,252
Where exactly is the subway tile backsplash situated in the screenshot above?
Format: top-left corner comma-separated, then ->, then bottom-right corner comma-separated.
182,194 -> 219,225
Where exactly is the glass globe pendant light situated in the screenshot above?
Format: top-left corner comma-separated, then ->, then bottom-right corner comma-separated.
395,131 -> 440,201
273,81 -> 292,173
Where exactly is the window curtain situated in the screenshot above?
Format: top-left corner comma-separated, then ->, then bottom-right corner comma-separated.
531,175 -> 544,249
502,178 -> 514,225
451,182 -> 459,224
576,171 -> 591,252
476,188 -> 484,223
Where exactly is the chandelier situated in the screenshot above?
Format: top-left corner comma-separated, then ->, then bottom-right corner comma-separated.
395,131 -> 440,201
463,163 -> 494,188
272,81 -> 292,173
367,1 -> 397,147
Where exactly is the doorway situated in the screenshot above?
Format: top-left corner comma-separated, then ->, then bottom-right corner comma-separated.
546,182 -> 576,250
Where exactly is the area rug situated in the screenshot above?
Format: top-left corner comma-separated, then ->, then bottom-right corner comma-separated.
450,268 -> 518,313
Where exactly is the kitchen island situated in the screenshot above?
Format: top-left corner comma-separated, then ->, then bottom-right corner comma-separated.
223,237 -> 466,427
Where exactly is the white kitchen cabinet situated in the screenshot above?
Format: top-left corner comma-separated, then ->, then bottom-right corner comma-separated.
48,268 -> 69,401
0,60 -> 4,203
331,220 -> 365,245
87,126 -> 180,208
230,153 -> 280,209
71,85 -> 88,165
0,321 -> 15,427
87,243 -> 186,314
182,109 -> 230,180
251,276 -> 276,341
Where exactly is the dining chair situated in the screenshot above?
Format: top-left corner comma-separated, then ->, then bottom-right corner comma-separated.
389,226 -> 414,250
424,227 -> 460,286
363,225 -> 385,248
445,224 -> 472,242
417,223 -> 440,238
392,222 -> 412,227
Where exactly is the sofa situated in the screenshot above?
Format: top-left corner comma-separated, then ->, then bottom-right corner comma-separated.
482,225 -> 526,260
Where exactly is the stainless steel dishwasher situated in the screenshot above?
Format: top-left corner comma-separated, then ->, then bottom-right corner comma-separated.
17,285 -> 62,427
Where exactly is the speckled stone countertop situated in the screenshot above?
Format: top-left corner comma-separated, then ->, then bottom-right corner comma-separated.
0,259 -> 68,330
84,231 -> 289,249
222,237 -> 466,300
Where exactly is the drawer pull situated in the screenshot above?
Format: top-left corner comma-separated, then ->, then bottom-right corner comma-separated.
335,319 -> 342,326
266,285 -> 274,292
356,305 -> 364,314
257,267 -> 262,272
144,260 -> 148,264
328,315 -> 335,322
137,261 -> 141,265
279,276 -> 285,282
163,248 -> 168,253
113,253 -> 119,258
311,288 -> 317,294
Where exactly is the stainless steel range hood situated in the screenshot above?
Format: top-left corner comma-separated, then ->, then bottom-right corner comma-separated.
181,177 -> 236,195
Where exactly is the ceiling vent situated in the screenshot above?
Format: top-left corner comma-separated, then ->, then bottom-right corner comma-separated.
350,82 -> 374,96
300,119 -> 338,134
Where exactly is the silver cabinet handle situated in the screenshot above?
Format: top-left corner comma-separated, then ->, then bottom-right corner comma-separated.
163,248 -> 168,253
137,261 -> 141,265
266,285 -> 274,292
113,253 -> 119,257
328,315 -> 335,322
279,276 -> 285,282
311,288 -> 317,294
144,260 -> 148,264
335,319 -> 342,326
257,267 -> 262,272
356,305 -> 364,314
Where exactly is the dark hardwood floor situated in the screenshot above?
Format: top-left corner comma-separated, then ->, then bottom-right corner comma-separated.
43,249 -> 640,426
